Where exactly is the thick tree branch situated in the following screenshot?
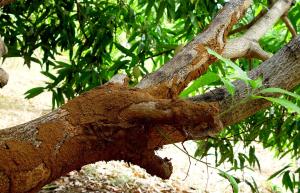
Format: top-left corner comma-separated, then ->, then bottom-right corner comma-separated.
1,34 -> 299,191
0,0 -> 298,192
190,35 -> 300,128
0,83 -> 222,192
223,0 -> 293,60
244,0 -> 292,41
223,38 -> 272,60
137,0 -> 252,98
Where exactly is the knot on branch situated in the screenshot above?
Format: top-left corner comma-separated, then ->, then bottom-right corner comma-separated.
62,82 -> 222,178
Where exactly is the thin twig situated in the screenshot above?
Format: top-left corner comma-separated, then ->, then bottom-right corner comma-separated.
229,9 -> 267,36
281,13 -> 297,37
181,142 -> 192,180
145,48 -> 174,60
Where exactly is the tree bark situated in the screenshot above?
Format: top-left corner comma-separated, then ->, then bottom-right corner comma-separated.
190,36 -> 300,127
0,0 -> 299,192
0,83 -> 222,193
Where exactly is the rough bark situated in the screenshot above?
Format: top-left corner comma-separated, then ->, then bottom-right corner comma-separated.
190,35 -> 300,127
223,0 -> 293,60
0,0 -> 299,192
0,83 -> 222,193
137,0 -> 252,98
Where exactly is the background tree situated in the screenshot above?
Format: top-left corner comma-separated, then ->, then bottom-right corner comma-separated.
0,0 -> 300,192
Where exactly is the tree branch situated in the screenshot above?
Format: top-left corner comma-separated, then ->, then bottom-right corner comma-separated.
282,13 -> 297,37
190,35 -> 300,128
243,0 -> 292,41
137,0 -> 252,98
0,0 -> 298,192
223,0 -> 293,60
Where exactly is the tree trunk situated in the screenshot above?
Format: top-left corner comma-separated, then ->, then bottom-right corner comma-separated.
0,0 -> 299,192
0,83 -> 221,193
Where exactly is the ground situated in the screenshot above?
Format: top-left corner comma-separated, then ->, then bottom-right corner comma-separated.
0,57 -> 295,192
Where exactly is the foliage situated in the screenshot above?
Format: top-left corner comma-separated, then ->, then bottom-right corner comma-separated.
1,0 -> 300,192
0,0 -> 224,107
191,45 -> 300,192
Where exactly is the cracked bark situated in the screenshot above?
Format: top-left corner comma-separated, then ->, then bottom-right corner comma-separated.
0,0 -> 299,192
0,84 -> 222,193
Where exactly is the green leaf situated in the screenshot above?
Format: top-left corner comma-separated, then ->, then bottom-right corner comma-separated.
253,96 -> 300,114
114,43 -> 135,57
206,47 -> 250,82
156,1 -> 166,23
41,71 -> 57,80
221,77 -> 235,96
24,87 -> 44,99
245,177 -> 259,193
268,165 -> 290,180
218,170 -> 239,193
259,87 -> 300,100
249,77 -> 263,89
180,72 -> 220,97
145,1 -> 155,16
282,171 -> 294,192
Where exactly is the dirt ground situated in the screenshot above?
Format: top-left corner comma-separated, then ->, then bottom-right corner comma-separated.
0,58 -> 295,192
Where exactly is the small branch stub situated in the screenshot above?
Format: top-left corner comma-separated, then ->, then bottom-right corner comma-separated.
0,68 -> 8,88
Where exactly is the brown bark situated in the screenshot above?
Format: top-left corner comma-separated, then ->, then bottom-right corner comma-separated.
0,0 -> 14,7
0,83 -> 222,193
223,0 -> 293,61
190,35 -> 300,127
0,0 -> 298,192
137,0 -> 252,98
282,14 -> 297,37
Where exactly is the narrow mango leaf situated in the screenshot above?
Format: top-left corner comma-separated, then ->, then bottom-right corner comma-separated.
180,72 -> 220,97
114,43 -> 135,57
249,77 -> 263,89
218,170 -> 239,193
282,171 -> 294,192
221,77 -> 235,96
253,96 -> 300,114
206,47 -> 250,81
268,165 -> 290,180
25,87 -> 44,99
259,87 -> 300,100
